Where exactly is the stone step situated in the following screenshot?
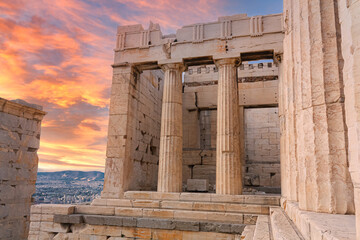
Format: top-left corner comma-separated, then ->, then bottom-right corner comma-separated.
92,198 -> 270,215
121,191 -> 281,206
240,225 -> 255,240
283,201 -> 355,240
253,215 -> 270,240
75,205 -> 259,224
269,207 -> 304,240
54,214 -> 247,235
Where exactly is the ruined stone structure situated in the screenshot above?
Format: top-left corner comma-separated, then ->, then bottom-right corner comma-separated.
0,98 -> 46,240
100,13 -> 284,199
28,0 -> 360,239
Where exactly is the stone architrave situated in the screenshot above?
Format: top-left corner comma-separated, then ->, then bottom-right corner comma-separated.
215,58 -> 242,195
157,63 -> 184,193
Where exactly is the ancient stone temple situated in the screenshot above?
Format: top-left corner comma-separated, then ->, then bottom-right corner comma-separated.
28,0 -> 360,239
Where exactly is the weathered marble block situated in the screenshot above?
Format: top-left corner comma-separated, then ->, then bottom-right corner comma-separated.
187,179 -> 209,192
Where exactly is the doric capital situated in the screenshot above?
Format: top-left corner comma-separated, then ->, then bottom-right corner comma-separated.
159,59 -> 186,72
160,63 -> 185,72
214,58 -> 240,68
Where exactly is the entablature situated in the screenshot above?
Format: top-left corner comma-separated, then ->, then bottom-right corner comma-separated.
113,13 -> 284,69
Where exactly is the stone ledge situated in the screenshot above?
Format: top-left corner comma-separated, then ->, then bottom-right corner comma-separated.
53,214 -> 83,224
30,227 -> 240,240
64,203 -> 254,224
75,205 -> 115,215
282,199 -> 356,240
53,214 -> 246,234
92,198 -> 270,215
10,99 -> 42,110
0,97 -> 46,120
30,204 -> 75,215
122,191 -> 281,205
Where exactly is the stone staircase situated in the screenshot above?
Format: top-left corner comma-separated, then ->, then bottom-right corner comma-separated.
248,207 -> 304,240
38,191 -> 304,239
240,225 -> 256,239
89,191 -> 280,225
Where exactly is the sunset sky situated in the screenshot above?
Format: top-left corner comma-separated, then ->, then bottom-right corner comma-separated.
0,0 -> 283,172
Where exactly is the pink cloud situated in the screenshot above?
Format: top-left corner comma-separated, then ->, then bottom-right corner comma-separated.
0,0 -> 226,171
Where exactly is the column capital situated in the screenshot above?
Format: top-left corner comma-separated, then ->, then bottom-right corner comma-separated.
160,63 -> 186,72
158,59 -> 186,72
214,57 -> 240,68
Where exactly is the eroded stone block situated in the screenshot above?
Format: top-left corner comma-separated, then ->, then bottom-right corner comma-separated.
54,214 -> 83,224
199,222 -> 232,233
75,206 -> 114,215
40,222 -> 69,233
174,220 -> 200,231
114,207 -> 143,217
137,218 -> 175,230
42,204 -> 75,215
142,209 -> 174,218
187,179 -> 209,192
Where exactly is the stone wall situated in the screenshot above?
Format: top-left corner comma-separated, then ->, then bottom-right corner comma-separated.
28,204 -> 245,240
182,66 -> 218,191
103,68 -> 164,197
129,70 -> 164,191
244,108 -> 280,189
0,98 -> 46,240
183,109 -> 217,191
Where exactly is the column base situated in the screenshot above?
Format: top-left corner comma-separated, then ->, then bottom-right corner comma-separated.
281,198 -> 356,240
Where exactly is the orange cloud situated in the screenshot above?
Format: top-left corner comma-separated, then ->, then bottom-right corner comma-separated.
0,0 -> 228,172
0,1 -> 24,17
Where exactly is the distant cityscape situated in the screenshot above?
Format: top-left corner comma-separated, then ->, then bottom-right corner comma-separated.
33,171 -> 104,204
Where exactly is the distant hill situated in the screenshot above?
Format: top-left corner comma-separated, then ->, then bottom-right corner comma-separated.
37,171 -> 104,181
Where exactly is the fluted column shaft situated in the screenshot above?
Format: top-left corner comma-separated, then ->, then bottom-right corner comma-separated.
338,0 -> 360,237
282,0 -> 354,214
215,58 -> 242,195
157,63 -> 183,192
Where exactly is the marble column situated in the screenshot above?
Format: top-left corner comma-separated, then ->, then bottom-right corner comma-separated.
102,64 -> 137,199
215,58 -> 242,195
338,0 -> 360,237
282,0 -> 354,214
157,63 -> 184,192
